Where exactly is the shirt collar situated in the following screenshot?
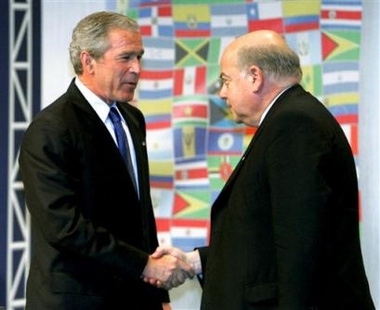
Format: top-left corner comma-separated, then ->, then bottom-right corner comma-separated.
75,77 -> 111,123
259,85 -> 293,126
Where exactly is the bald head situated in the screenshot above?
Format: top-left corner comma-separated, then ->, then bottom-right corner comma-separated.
222,30 -> 302,85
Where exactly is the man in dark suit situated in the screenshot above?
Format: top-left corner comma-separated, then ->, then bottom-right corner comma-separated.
19,11 -> 193,310
150,30 -> 375,309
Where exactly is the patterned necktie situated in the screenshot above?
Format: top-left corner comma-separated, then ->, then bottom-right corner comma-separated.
108,107 -> 137,192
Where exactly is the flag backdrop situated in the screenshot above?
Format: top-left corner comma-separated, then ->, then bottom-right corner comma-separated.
117,0 -> 363,252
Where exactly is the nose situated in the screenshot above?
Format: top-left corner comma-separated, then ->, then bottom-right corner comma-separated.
219,84 -> 227,99
129,56 -> 142,74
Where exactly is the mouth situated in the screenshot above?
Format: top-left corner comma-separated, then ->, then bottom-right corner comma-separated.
123,81 -> 138,89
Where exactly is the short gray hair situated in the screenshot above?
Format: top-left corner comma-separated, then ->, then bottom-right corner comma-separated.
69,11 -> 139,75
237,44 -> 302,82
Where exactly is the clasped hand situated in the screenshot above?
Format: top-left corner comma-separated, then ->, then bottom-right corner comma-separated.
141,246 -> 194,290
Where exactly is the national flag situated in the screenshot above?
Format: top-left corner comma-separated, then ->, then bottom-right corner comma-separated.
247,2 -> 284,33
243,126 -> 257,150
173,189 -> 211,219
322,30 -> 360,61
283,15 -> 320,33
138,5 -> 173,37
341,123 -> 358,155
149,160 -> 174,189
174,66 -> 207,96
155,217 -> 172,247
173,5 -> 211,37
321,1 -> 362,30
151,188 -> 175,217
138,98 -> 172,130
209,95 -> 237,128
206,63 -> 222,95
300,65 -> 323,97
138,0 -> 171,7
210,3 -> 248,37
322,61 -> 359,96
208,128 -> 243,155
207,155 -> 240,190
174,159 -> 209,189
282,1 -> 320,32
175,38 -> 209,67
173,126 -> 207,160
170,218 -> 209,252
142,37 -> 175,69
139,69 -> 174,99
285,31 -> 322,66
324,99 -> 358,124
144,113 -> 172,130
146,127 -> 174,160
207,37 -> 234,65
172,95 -> 208,125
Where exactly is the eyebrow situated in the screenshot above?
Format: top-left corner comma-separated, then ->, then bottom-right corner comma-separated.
219,73 -> 232,81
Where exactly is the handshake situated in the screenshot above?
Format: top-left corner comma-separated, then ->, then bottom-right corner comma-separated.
141,246 -> 201,290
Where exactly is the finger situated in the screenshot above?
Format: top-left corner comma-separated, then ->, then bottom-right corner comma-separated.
151,246 -> 172,258
178,260 -> 195,278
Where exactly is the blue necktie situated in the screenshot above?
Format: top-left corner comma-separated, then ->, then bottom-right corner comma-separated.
108,107 -> 137,192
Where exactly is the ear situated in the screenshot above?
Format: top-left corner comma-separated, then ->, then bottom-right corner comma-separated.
80,51 -> 95,74
248,65 -> 263,92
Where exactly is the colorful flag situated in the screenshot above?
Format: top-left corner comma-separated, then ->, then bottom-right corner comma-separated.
282,1 -> 320,32
207,155 -> 240,190
207,37 -> 234,65
142,37 -> 175,69
247,2 -> 284,33
322,30 -> 360,61
174,66 -> 207,96
151,188 -> 174,217
209,95 -> 237,128
138,5 -> 173,37
170,218 -> 209,252
175,38 -> 209,67
138,98 -> 172,130
173,189 -> 211,219
146,127 -> 174,160
341,123 -> 358,155
174,126 -> 207,160
174,159 -> 209,189
210,3 -> 248,37
208,128 -> 243,156
173,5 -> 211,37
149,160 -> 174,189
300,65 -> 323,97
139,69 -> 174,99
172,95 -> 208,124
321,0 -> 362,30
322,61 -> 359,96
155,217 -> 172,247
285,31 -> 322,66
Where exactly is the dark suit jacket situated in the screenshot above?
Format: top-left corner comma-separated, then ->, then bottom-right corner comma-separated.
198,85 -> 374,310
19,80 -> 168,310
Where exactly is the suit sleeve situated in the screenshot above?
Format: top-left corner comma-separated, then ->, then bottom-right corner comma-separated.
265,112 -> 332,308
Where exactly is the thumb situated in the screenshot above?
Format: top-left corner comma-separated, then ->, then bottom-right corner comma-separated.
151,246 -> 171,258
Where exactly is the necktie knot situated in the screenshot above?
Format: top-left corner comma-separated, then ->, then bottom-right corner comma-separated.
109,106 -> 122,124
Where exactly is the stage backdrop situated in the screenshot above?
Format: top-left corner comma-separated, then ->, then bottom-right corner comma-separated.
120,0 -> 361,261
119,0 -> 364,307
3,0 -> 375,309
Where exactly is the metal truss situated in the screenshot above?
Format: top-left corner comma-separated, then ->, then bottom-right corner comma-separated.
7,0 -> 32,309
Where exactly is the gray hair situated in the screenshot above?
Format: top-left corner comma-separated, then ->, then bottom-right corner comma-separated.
237,44 -> 302,83
69,11 -> 139,75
